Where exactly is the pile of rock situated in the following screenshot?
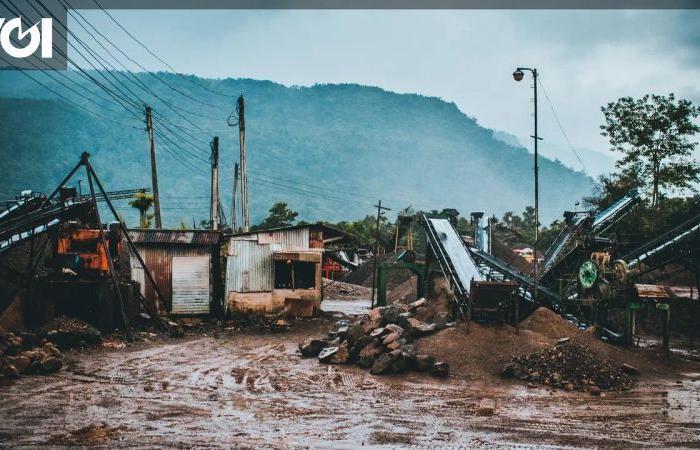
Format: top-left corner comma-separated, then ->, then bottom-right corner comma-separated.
0,332 -> 63,383
501,339 -> 637,394
39,315 -> 102,348
299,298 -> 452,377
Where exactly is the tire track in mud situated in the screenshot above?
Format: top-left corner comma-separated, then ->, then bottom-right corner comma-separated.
2,332 -> 700,448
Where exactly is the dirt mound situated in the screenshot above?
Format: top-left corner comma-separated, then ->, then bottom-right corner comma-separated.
387,276 -> 418,304
520,307 -> 580,340
416,322 -> 554,380
503,340 -> 636,392
343,253 -> 414,289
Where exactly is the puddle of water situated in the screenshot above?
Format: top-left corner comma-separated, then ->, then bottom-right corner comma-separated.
322,298 -> 371,316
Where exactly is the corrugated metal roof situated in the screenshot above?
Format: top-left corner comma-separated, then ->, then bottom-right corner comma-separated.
227,223 -> 347,240
634,284 -> 677,299
129,229 -> 221,246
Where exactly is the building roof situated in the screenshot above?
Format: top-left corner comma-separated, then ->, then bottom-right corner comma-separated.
633,283 -> 677,299
227,223 -> 348,242
129,229 -> 221,246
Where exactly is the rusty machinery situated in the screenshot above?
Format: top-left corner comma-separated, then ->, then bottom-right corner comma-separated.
1,153 -> 168,338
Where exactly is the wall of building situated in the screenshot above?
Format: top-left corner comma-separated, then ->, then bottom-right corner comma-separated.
225,227 -> 323,317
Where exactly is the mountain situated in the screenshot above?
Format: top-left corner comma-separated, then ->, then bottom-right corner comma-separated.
492,130 -> 616,178
0,71 -> 594,227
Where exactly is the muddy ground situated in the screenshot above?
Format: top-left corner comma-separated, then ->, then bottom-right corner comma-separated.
1,316 -> 700,448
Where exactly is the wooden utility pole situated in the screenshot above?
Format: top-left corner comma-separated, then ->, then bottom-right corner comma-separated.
370,200 -> 391,308
232,162 -> 239,232
210,136 -> 220,230
144,105 -> 162,229
237,95 -> 249,231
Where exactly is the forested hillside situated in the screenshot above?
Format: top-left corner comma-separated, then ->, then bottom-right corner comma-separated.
0,71 -> 593,227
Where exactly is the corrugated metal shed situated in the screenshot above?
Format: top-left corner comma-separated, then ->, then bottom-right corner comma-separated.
172,256 -> 210,314
129,230 -> 220,246
130,246 -> 212,311
226,240 -> 273,292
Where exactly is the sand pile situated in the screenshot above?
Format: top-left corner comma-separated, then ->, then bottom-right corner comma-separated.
417,306 -> 654,383
519,307 -> 580,340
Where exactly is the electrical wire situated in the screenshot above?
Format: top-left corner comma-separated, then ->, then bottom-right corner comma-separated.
90,0 -> 233,99
538,76 -> 589,174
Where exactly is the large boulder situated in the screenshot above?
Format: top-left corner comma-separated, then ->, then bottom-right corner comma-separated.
299,339 -> 326,357
346,324 -> 365,346
349,335 -> 374,359
406,318 -> 438,337
431,361 -> 450,378
370,353 -> 394,375
357,339 -> 385,368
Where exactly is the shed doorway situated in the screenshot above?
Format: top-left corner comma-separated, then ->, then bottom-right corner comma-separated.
172,256 -> 210,315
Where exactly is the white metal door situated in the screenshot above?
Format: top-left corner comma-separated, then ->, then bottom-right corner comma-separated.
172,256 -> 210,314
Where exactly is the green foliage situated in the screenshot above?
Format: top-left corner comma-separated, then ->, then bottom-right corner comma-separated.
600,93 -> 700,207
499,206 -> 563,250
255,202 -> 299,230
128,192 -> 154,228
584,93 -> 700,257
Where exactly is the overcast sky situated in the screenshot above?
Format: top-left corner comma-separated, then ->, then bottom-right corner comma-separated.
71,9 -> 700,165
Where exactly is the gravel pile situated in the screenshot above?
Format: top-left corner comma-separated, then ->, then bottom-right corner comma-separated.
502,339 -> 637,393
299,298 -> 453,377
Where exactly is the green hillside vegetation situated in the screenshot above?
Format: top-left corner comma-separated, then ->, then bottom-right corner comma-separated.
0,71 -> 593,228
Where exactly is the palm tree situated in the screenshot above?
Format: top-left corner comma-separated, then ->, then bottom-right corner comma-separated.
129,192 -> 154,228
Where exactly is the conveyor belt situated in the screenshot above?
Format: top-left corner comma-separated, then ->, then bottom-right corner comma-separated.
469,247 -> 560,304
424,217 -> 483,299
539,190 -> 640,282
624,213 -> 700,270
0,199 -> 92,254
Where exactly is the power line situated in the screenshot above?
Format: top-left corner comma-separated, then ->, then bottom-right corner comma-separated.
0,54 -> 137,128
90,0 -> 232,99
538,76 -> 589,174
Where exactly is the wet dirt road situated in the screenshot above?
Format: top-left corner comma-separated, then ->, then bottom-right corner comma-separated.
1,325 -> 700,448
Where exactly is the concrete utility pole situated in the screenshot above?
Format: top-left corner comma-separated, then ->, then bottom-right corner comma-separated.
210,136 -> 220,230
232,162 -> 239,232
370,200 -> 391,308
144,105 -> 162,229
237,95 -> 250,232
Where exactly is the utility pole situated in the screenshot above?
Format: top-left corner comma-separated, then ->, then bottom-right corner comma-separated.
513,67 -> 541,305
237,95 -> 249,231
232,162 -> 239,232
144,105 -> 162,229
210,136 -> 220,230
370,200 -> 391,308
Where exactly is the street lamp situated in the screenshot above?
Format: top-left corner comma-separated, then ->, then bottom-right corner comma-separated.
513,66 -> 540,305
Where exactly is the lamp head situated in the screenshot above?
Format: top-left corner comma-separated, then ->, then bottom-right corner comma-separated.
512,69 -> 524,82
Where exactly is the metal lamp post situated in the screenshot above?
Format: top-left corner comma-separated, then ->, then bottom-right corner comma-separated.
513,67 -> 540,305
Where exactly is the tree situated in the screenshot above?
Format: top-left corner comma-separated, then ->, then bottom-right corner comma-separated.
601,94 -> 700,207
257,202 -> 299,229
129,192 -> 154,228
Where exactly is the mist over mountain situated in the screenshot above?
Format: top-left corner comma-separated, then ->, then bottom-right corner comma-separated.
491,130 -> 616,178
0,71 -> 593,227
